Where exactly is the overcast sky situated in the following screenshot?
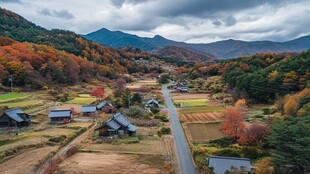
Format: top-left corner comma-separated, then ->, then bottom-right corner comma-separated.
1,0 -> 310,43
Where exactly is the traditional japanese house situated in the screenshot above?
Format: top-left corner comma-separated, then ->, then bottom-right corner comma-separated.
0,108 -> 31,127
48,110 -> 72,124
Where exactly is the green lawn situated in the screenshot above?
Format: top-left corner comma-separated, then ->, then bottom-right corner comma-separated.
180,106 -> 226,114
65,97 -> 96,105
0,93 -> 29,101
0,100 -> 43,107
175,99 -> 209,107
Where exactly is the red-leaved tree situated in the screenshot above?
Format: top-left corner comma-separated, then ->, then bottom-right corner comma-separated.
221,107 -> 245,140
238,124 -> 268,146
90,87 -> 105,100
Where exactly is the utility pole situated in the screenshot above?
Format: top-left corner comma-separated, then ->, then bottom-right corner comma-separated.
8,75 -> 13,92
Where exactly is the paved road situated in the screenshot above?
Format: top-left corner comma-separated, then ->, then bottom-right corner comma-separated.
162,84 -> 196,174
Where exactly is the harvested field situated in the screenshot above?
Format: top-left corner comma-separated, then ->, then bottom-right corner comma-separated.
0,146 -> 58,174
126,79 -> 158,89
180,106 -> 225,114
33,128 -> 76,136
185,123 -> 224,142
181,112 -> 224,123
0,136 -> 48,155
136,127 -> 158,136
0,100 -> 43,107
87,139 -> 166,154
55,104 -> 81,113
57,152 -> 164,174
171,93 -> 211,100
64,122 -> 92,128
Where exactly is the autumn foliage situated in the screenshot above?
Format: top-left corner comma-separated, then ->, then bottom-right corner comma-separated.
238,124 -> 268,146
221,107 -> 245,140
90,87 -> 105,100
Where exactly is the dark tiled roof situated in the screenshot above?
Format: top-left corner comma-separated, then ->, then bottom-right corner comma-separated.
206,156 -> 251,174
48,110 -> 71,118
81,105 -> 97,113
4,108 -> 28,122
113,113 -> 131,127
147,98 -> 159,105
128,124 -> 137,132
97,100 -> 113,109
106,119 -> 121,130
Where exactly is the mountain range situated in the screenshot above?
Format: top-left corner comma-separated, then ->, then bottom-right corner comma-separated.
84,28 -> 310,59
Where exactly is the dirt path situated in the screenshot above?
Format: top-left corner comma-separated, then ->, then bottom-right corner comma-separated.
35,121 -> 97,174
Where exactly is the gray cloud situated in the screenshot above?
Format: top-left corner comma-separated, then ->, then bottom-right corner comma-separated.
0,0 -> 22,4
0,0 -> 309,43
38,8 -> 74,19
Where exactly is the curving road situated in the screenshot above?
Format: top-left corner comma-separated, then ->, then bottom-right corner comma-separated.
162,84 -> 196,174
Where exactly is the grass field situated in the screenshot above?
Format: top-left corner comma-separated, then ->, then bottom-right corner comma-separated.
175,99 -> 209,107
180,106 -> 225,114
0,100 -> 43,107
87,139 -> 166,154
0,93 -> 29,101
65,97 -> 96,105
186,123 -> 224,142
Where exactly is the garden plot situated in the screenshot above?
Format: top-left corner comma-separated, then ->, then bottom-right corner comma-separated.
184,123 -> 224,143
174,99 -> 209,107
171,93 -> 211,100
181,112 -> 224,123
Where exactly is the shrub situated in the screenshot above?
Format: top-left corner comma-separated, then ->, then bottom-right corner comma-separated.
209,137 -> 235,148
157,127 -> 171,137
215,148 -> 242,158
65,146 -> 79,158
255,114 -> 265,118
150,106 -> 160,114
42,86 -> 49,90
241,146 -> 262,159
49,135 -> 66,143
154,114 -> 168,122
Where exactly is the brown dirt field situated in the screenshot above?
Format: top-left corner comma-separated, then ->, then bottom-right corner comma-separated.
181,112 -> 224,123
57,152 -> 164,174
55,104 -> 81,113
86,139 -> 166,154
186,123 -> 224,142
0,146 -> 59,174
171,93 -> 211,100
136,127 -> 158,136
126,79 -> 158,89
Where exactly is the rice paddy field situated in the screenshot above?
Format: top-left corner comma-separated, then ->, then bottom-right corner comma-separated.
181,112 -> 224,123
0,93 -> 29,101
184,123 -> 224,143
180,106 -> 226,114
0,100 -> 43,107
65,97 -> 96,105
174,99 -> 209,107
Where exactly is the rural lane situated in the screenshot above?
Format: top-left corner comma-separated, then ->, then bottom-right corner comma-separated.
162,84 -> 196,174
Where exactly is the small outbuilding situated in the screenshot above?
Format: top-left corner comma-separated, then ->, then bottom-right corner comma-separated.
0,108 -> 31,127
96,100 -> 114,113
48,110 -> 72,124
206,156 -> 251,174
145,98 -> 159,108
81,105 -> 97,116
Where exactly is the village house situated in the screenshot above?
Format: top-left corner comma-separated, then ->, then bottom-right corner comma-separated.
81,105 -> 97,116
48,110 -> 72,124
96,100 -> 114,113
97,112 -> 137,137
0,108 -> 31,127
206,156 -> 251,174
145,98 -> 159,112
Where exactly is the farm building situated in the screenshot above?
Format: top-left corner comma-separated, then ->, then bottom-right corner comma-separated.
206,156 -> 251,174
96,100 -> 114,113
145,98 -> 159,108
97,113 -> 137,137
81,105 -> 97,116
0,108 -> 31,127
48,110 -> 72,124
177,87 -> 189,92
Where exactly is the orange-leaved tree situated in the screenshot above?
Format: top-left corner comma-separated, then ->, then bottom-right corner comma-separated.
221,107 -> 245,140
90,87 -> 105,100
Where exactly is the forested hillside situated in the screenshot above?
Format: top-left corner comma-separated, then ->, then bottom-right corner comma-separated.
187,51 -> 310,102
0,7 -> 156,75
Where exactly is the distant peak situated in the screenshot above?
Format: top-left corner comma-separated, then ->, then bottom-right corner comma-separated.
153,35 -> 165,39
